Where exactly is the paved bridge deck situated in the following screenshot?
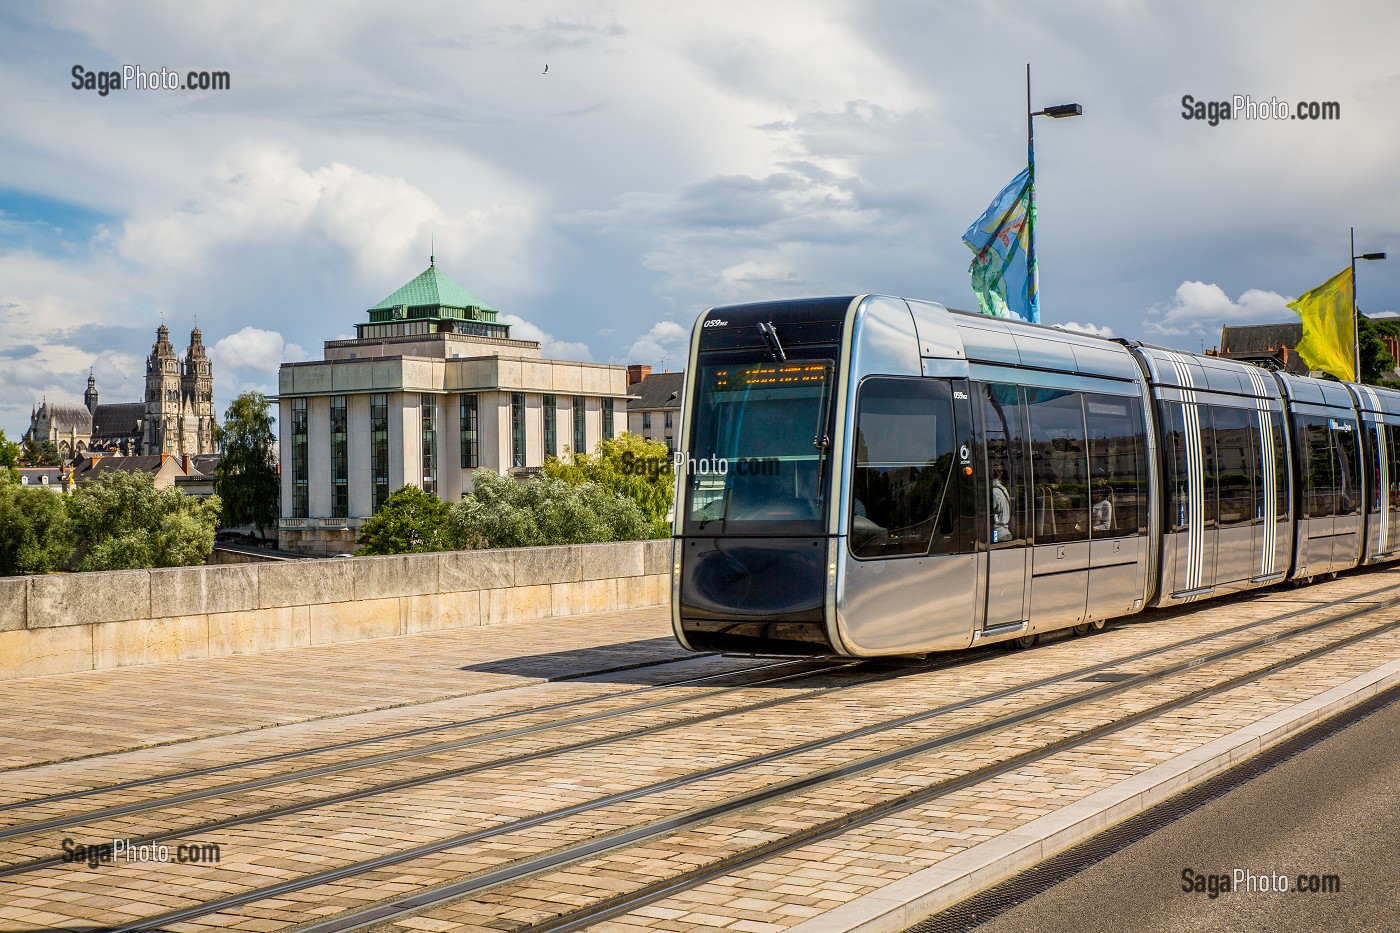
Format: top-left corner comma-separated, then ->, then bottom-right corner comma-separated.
0,575 -> 1397,932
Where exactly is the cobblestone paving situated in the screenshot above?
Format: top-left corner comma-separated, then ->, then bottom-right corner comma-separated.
0,575 -> 1396,932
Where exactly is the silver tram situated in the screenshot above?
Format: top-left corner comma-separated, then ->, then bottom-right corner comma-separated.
669,295 -> 1400,657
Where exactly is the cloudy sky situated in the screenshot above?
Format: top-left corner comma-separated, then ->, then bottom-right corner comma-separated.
2,0 -> 1399,438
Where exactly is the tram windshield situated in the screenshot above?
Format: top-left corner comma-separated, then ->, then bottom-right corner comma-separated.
685,353 -> 836,534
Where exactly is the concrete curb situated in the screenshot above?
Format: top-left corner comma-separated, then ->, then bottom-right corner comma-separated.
785,657 -> 1400,933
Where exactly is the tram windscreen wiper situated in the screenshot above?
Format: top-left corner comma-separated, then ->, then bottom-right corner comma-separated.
758,321 -> 787,361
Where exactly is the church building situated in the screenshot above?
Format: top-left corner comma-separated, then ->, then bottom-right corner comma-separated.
23,325 -> 218,459
276,256 -> 631,554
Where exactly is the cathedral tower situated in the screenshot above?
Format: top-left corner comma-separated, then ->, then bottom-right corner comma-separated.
181,328 -> 216,454
144,324 -> 181,455
84,372 -> 98,414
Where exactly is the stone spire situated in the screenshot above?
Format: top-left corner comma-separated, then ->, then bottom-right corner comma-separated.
181,326 -> 215,454
84,371 -> 98,414
145,324 -> 181,455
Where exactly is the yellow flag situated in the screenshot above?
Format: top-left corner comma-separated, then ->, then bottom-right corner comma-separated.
1288,267 -> 1355,382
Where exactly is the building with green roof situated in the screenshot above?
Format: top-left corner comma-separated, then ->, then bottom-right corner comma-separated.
276,256 -> 633,554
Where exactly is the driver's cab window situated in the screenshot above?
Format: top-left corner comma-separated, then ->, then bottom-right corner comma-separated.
850,377 -> 963,558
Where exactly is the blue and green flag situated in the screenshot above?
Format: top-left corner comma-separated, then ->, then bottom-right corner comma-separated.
962,167 -> 1038,323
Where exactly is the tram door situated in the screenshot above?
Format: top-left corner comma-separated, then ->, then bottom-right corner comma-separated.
981,384 -> 1030,630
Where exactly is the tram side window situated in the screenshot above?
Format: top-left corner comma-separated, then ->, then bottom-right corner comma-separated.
982,384 -> 1029,546
850,378 -> 961,559
1161,401 -> 1189,532
1027,389 -> 1088,544
1334,419 -> 1360,517
1365,423 -> 1382,514
1273,412 -> 1289,522
1084,394 -> 1146,535
1210,406 -> 1258,528
1299,417 -> 1335,519
1200,408 -> 1219,529
1389,424 -> 1400,512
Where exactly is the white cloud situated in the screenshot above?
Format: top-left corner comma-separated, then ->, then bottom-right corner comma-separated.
212,327 -> 309,376
499,314 -> 593,361
623,320 -> 690,367
1057,321 -> 1116,339
1145,282 -> 1293,338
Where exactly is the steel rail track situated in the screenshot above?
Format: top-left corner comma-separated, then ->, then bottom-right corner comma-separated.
0,659 -> 849,842
90,587 -> 1400,933
511,616 -> 1400,933
5,578 -> 1383,852
0,653 -> 796,813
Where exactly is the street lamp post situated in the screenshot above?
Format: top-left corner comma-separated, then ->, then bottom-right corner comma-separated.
1026,64 -> 1082,324
1351,226 -> 1387,381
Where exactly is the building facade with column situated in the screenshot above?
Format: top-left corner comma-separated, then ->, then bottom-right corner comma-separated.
276,257 -> 631,554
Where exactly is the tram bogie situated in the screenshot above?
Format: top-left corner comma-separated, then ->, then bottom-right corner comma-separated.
671,295 -> 1400,658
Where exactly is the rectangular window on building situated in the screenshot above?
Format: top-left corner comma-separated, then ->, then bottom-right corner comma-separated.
460,393 -> 478,469
512,392 -> 526,468
330,395 -> 348,518
421,393 -> 437,497
665,410 -> 673,429
603,397 -> 615,441
642,411 -> 652,430
572,395 -> 587,459
291,398 -> 309,519
371,393 -> 389,512
543,394 -> 557,459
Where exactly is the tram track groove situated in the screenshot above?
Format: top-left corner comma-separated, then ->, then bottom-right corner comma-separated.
0,659 -> 862,844
0,656 -> 819,820
0,580 -> 1382,860
0,661 -> 884,878
0,648 -> 728,780
65,588 -> 1400,933
498,616 -> 1400,933
7,576 -> 1393,840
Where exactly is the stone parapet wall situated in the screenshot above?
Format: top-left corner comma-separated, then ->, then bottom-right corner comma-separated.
0,540 -> 672,681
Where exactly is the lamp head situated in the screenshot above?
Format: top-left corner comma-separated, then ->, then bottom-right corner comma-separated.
1359,252 -> 1387,261
1042,103 -> 1083,118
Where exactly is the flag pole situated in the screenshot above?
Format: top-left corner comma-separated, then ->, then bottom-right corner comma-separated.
1025,63 -> 1038,324
1352,226 -> 1360,382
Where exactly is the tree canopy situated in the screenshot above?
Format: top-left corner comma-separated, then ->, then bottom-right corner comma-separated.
355,484 -> 454,555
0,481 -> 74,575
544,433 -> 674,536
214,391 -> 279,537
20,438 -> 60,467
67,472 -> 222,571
448,470 -> 652,549
1360,315 -> 1400,385
0,430 -> 19,484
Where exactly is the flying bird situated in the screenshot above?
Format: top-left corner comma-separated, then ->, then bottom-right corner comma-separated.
542,64 -> 549,74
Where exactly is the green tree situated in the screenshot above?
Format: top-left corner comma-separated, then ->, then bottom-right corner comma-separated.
448,470 -> 651,549
67,472 -> 222,571
214,391 -> 280,538
355,485 -> 454,555
0,429 -> 20,484
20,438 -> 60,466
544,433 -> 674,536
1361,315 -> 1400,385
0,483 -> 74,575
